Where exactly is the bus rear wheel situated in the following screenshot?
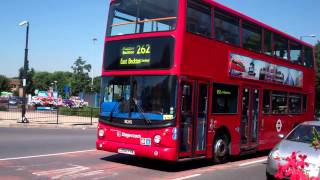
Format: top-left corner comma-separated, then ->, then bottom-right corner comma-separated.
213,133 -> 230,164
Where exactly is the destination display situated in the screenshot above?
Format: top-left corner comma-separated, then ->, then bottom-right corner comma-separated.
229,53 -> 303,87
119,44 -> 151,65
104,37 -> 174,70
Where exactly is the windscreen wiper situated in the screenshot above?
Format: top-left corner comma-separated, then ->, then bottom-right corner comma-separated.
132,98 -> 152,125
109,102 -> 120,121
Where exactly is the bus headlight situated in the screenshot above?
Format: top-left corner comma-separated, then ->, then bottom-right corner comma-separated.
98,129 -> 105,137
154,135 -> 161,144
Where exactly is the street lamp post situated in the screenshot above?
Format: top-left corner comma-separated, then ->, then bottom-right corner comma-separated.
50,82 -> 54,91
19,20 -> 30,123
54,80 -> 58,92
91,38 -> 98,92
300,34 -> 316,40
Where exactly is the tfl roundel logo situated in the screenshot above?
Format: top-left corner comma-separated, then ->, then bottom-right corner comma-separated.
276,119 -> 283,133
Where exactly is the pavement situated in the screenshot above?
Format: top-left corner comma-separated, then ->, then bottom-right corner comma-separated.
0,110 -> 98,129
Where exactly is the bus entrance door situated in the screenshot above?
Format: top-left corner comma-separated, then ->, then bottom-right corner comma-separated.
179,80 -> 208,158
240,87 -> 260,151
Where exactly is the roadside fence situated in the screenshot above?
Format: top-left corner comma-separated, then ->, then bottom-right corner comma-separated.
0,103 -> 99,126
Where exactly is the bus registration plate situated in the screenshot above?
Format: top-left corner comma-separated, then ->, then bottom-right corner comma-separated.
118,148 -> 135,155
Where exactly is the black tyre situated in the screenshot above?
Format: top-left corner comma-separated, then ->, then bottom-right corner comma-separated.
213,133 -> 230,164
266,171 -> 275,180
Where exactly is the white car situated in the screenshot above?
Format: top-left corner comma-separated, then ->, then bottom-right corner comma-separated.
266,121 -> 320,179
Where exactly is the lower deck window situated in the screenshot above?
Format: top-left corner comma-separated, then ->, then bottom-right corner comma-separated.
263,90 -> 271,114
303,95 -> 307,112
265,90 -> 305,115
272,91 -> 288,114
212,83 -> 238,114
289,94 -> 302,114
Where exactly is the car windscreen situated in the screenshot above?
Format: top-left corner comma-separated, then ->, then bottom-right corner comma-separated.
286,125 -> 320,144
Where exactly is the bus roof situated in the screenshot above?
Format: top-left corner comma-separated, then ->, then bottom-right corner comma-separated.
203,0 -> 314,48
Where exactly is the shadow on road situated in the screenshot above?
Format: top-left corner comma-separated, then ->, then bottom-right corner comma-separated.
101,150 -> 270,172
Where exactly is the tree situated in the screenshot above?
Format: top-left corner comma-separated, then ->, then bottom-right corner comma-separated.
18,67 -> 35,95
50,71 -> 72,96
0,75 -> 10,92
32,71 -> 73,97
32,71 -> 52,91
70,57 -> 92,95
93,76 -> 101,93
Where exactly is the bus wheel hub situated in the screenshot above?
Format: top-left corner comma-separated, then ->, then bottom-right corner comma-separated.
215,139 -> 226,157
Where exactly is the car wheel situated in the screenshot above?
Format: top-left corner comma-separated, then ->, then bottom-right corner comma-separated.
213,133 -> 229,164
266,171 -> 275,180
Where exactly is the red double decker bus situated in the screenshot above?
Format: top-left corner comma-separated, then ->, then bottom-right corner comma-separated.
96,0 -> 316,162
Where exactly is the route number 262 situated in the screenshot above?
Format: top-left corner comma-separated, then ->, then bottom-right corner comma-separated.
136,44 -> 151,54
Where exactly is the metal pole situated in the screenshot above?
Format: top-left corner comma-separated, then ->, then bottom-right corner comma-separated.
56,107 -> 59,124
300,35 -> 316,41
91,38 -> 98,93
54,81 -> 57,92
90,107 -> 93,125
22,23 -> 29,123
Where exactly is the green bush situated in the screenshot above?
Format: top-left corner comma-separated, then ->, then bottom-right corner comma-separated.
58,107 -> 99,117
0,106 -> 8,111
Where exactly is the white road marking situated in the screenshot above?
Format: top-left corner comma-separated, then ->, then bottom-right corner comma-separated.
0,149 -> 96,161
32,164 -> 105,179
32,165 -> 89,179
238,158 -> 267,167
172,174 -> 201,180
67,170 -> 104,179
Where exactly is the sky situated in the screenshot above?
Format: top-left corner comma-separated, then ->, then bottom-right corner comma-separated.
0,0 -> 319,78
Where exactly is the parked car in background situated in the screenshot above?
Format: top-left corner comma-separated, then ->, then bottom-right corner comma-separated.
8,96 -> 22,106
266,121 -> 320,179
0,96 -> 8,103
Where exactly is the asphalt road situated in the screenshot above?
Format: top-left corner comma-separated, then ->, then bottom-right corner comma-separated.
0,127 -> 96,158
0,127 -> 269,180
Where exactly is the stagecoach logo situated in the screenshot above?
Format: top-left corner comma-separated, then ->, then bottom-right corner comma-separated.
121,132 -> 141,139
111,129 -> 142,139
124,119 -> 133,124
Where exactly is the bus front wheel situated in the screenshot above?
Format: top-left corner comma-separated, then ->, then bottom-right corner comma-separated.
213,133 -> 230,164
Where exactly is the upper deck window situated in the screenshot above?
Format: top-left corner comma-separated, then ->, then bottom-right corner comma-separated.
107,0 -> 178,36
186,0 -> 212,38
214,9 -> 240,46
263,30 -> 272,55
304,46 -> 314,67
242,20 -> 262,52
289,41 -> 303,65
104,36 -> 174,70
273,34 -> 289,60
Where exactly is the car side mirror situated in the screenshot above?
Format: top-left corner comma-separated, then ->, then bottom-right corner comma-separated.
278,134 -> 284,139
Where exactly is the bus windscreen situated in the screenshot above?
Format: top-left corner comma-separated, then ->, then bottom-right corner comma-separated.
100,75 -> 177,124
